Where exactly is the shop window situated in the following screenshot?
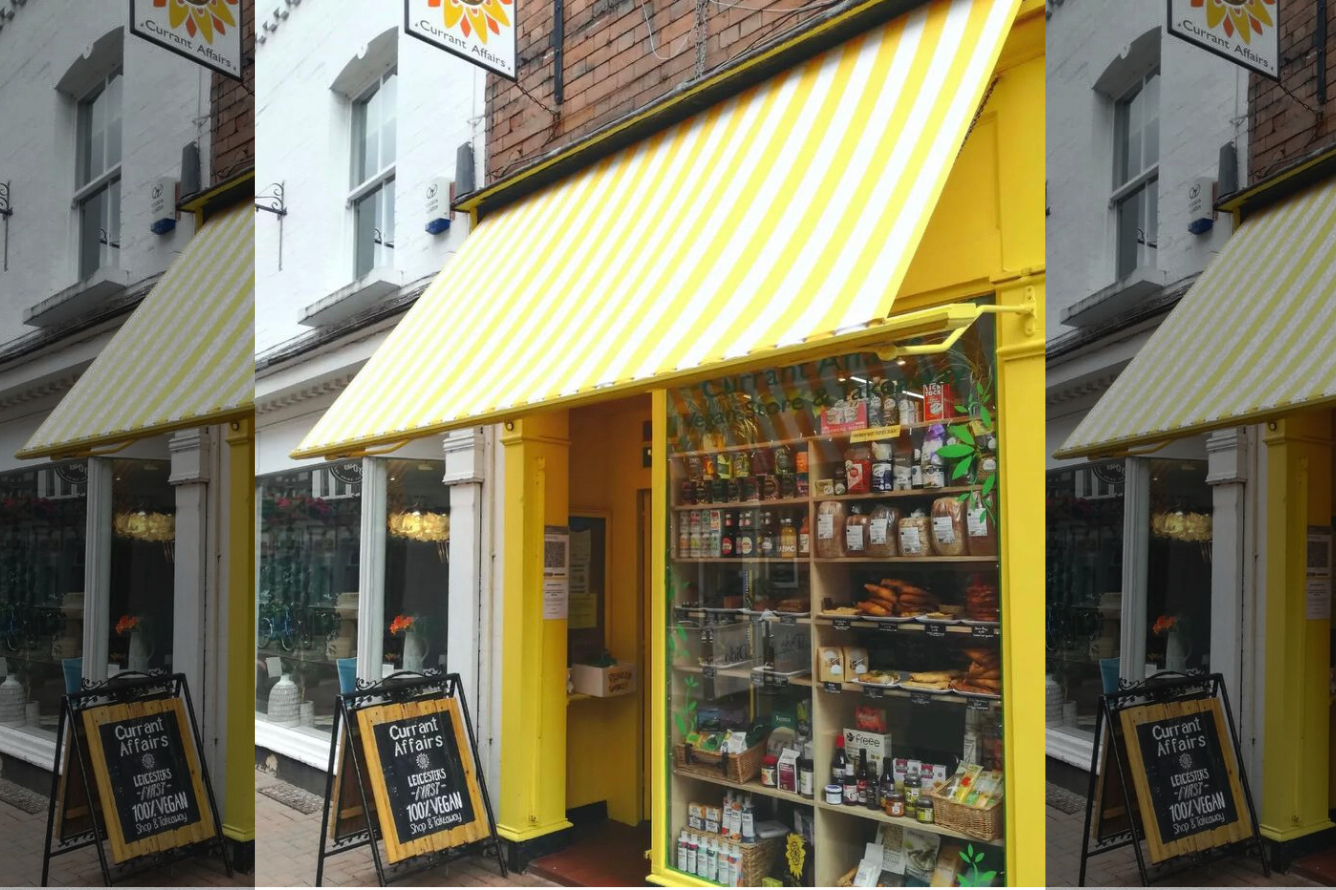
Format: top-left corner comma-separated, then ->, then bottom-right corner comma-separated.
1112,68 -> 1159,280
0,462 -> 88,736
382,460 -> 449,676
1143,459 -> 1211,674
75,67 -> 123,280
256,463 -> 363,735
109,459 -> 175,676
350,67 -> 397,279
1045,461 -> 1125,743
665,311 -> 1004,886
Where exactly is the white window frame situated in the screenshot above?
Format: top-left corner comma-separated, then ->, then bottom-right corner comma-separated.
1109,68 -> 1160,281
347,67 -> 398,279
73,67 -> 124,281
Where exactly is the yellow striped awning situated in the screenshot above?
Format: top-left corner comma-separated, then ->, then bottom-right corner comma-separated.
1056,176 -> 1336,459
18,203 -> 254,459
293,0 -> 1019,459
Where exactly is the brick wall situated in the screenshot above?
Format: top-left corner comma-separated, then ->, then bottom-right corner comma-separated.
1248,0 -> 1336,182
210,0 -> 255,183
486,0 -> 826,180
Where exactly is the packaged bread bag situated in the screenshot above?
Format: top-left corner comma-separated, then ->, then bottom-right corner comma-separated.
929,496 -> 968,556
965,492 -> 998,556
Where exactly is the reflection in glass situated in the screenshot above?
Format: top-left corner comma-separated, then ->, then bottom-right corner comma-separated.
0,462 -> 87,734
256,463 -> 362,735
383,460 -> 449,675
109,459 -> 175,676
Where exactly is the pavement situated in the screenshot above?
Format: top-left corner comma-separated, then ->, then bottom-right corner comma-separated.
0,776 -> 243,887
1047,802 -> 1320,887
255,768 -> 557,887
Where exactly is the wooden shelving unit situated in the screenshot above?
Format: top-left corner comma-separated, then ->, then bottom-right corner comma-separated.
667,413 -> 1006,887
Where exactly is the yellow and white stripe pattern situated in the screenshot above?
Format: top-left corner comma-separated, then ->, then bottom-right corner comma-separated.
19,203 -> 254,458
1056,175 -> 1336,459
294,0 -> 1018,459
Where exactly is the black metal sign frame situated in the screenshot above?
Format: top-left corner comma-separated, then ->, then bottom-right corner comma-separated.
315,670 -> 506,886
1077,671 -> 1267,887
40,672 -> 231,886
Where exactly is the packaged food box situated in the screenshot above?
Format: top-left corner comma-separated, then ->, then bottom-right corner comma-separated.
818,646 -> 846,683
844,728 -> 892,767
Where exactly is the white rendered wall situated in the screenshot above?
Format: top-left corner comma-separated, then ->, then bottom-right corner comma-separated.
254,2 -> 486,353
0,3 -> 207,341
1045,1 -> 1248,343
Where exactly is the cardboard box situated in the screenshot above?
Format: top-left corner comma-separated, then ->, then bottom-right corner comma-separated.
571,661 -> 637,697
844,728 -> 892,767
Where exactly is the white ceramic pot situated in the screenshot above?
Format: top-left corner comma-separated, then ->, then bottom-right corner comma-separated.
267,673 -> 301,726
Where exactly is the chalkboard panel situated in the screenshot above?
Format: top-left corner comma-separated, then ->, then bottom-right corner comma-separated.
81,697 -> 215,864
356,697 -> 489,864
1120,697 -> 1251,863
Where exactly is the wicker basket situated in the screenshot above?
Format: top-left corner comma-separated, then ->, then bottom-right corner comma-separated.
927,786 -> 1003,840
737,836 -> 784,886
673,739 -> 767,785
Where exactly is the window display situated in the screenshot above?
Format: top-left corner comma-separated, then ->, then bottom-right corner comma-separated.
0,462 -> 87,734
666,314 -> 1006,886
1144,459 -> 1211,674
382,459 -> 450,675
109,459 -> 175,676
257,463 -> 362,734
1045,462 -> 1124,742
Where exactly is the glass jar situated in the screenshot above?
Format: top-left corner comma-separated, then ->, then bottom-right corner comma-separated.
885,791 -> 905,818
916,797 -> 935,824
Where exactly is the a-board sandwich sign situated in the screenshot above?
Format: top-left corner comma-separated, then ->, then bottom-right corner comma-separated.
355,696 -> 489,864
81,696 -> 215,863
1119,696 -> 1252,863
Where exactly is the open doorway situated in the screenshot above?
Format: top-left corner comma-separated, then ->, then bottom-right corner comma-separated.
528,396 -> 653,886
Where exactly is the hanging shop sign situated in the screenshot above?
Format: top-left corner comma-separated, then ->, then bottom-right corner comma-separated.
1078,673 -> 1264,886
41,674 -> 230,885
130,0 -> 245,81
316,672 -> 504,887
404,0 -> 517,81
1167,0 -> 1280,80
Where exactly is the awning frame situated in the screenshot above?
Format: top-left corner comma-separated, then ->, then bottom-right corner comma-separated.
295,297 -> 1032,460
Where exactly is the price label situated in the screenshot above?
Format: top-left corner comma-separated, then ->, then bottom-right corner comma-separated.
750,673 -> 764,688
768,673 -> 789,688
968,698 -> 992,711
971,624 -> 1000,640
910,692 -> 931,706
925,623 -> 946,638
780,615 -> 798,626
878,621 -> 899,633
832,618 -> 852,631
823,682 -> 843,695
863,686 -> 885,700
702,666 -> 717,680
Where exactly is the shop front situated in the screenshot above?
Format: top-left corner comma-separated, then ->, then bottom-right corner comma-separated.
1055,159 -> 1336,866
292,0 -> 1045,883
9,186 -> 256,863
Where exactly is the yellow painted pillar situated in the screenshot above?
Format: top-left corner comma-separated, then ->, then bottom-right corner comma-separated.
991,6 -> 1045,884
498,411 -> 574,843
1261,411 -> 1333,843
224,417 -> 256,853
993,273 -> 1044,886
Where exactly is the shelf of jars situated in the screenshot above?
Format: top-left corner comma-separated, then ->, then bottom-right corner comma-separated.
667,383 -> 1006,887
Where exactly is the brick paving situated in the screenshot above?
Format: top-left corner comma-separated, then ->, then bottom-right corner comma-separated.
255,768 -> 557,887
1047,804 -> 1319,887
0,778 -> 243,887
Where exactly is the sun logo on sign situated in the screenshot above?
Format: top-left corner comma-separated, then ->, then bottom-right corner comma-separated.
416,753 -> 431,770
427,0 -> 512,44
152,0 -> 239,45
1190,0 -> 1275,44
1179,753 -> 1193,770
142,753 -> 156,770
